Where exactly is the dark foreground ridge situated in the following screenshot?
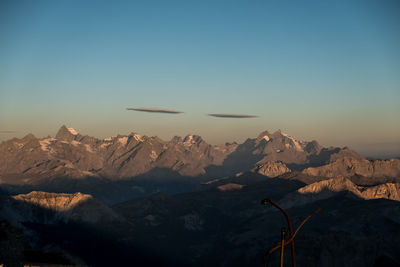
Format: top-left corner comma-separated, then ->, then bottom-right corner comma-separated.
1,173 -> 400,266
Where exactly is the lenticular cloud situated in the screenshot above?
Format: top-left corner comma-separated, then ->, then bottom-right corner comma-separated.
208,113 -> 258,118
127,107 -> 183,114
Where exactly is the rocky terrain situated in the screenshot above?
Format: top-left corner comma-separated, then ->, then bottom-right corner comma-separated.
252,161 -> 291,177
280,176 -> 400,208
1,127 -> 399,266
2,126 -> 399,204
3,191 -> 121,224
2,172 -> 399,266
0,126 -> 370,185
303,157 -> 400,178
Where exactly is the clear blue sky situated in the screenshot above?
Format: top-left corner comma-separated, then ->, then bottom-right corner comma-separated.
1,0 -> 399,157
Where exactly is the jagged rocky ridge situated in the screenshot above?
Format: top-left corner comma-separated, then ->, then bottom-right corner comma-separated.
2,125 -> 398,186
280,176 -> 400,208
303,157 -> 400,178
2,127 -> 400,266
1,125 -> 400,205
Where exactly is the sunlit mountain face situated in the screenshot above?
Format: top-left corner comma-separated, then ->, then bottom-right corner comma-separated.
3,125 -> 397,203
1,127 -> 400,266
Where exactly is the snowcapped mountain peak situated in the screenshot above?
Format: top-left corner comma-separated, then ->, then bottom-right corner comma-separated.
271,130 -> 303,151
56,125 -> 81,141
39,137 -> 56,151
256,130 -> 271,143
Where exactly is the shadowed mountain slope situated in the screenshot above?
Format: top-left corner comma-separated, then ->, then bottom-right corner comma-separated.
1,172 -> 400,266
0,126 -> 366,185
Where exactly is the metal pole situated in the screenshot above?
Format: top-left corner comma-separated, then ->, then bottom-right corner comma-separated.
262,208 -> 322,262
262,199 -> 296,267
280,228 -> 286,267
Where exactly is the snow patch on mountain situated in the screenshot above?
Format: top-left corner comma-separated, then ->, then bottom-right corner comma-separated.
39,138 -> 56,151
280,131 -> 303,151
71,140 -> 81,147
67,127 -> 79,135
84,144 -> 94,153
118,137 -> 128,146
133,134 -> 143,142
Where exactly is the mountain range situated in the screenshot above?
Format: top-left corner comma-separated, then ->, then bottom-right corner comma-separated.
1,125 -> 399,203
0,126 -> 398,180
1,126 -> 400,266
0,125 -> 367,182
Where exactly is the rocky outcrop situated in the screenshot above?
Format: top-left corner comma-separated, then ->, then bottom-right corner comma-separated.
217,183 -> 245,191
303,157 -> 400,178
12,191 -> 93,212
280,176 -> 400,208
252,161 -> 290,178
2,191 -> 120,224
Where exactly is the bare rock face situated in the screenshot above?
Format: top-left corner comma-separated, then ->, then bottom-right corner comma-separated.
4,191 -> 120,224
252,161 -> 291,178
297,176 -> 361,196
55,125 -> 81,141
280,176 -> 400,208
303,157 -> 400,178
360,182 -> 400,200
12,191 -> 92,212
217,183 -> 245,191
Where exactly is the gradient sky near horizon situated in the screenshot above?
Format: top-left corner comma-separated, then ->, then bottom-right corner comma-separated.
1,0 -> 399,157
